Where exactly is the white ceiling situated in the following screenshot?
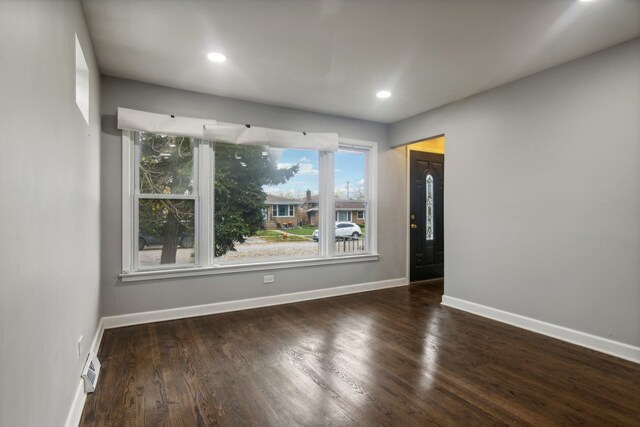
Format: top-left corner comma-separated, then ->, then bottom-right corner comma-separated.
81,0 -> 640,123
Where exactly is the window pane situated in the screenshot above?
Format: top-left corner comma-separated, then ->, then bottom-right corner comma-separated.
426,174 -> 434,241
138,132 -> 194,195
335,150 -> 366,254
214,143 -> 319,262
336,211 -> 350,222
138,199 -> 195,267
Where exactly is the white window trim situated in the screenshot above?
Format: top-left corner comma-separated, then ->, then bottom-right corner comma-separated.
122,131 -> 378,280
122,130 -> 134,274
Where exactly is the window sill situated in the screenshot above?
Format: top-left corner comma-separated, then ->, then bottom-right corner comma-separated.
120,253 -> 380,283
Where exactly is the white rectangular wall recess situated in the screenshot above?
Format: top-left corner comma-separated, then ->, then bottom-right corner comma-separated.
75,34 -> 89,124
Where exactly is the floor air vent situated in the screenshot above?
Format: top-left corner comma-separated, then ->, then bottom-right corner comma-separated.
81,352 -> 101,393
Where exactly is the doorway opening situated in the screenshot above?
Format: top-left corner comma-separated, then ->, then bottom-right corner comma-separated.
406,136 -> 444,285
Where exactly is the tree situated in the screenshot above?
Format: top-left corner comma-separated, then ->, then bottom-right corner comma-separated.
214,143 -> 297,256
138,134 -> 298,262
138,133 -> 195,264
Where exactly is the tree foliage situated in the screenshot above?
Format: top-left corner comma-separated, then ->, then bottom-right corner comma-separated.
214,143 -> 297,256
138,133 -> 298,262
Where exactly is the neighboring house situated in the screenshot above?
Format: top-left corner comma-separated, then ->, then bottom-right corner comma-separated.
263,195 -> 304,229
335,199 -> 366,224
264,191 -> 366,229
303,190 -> 366,226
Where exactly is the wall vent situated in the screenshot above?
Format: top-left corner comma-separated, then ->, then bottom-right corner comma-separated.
81,352 -> 101,393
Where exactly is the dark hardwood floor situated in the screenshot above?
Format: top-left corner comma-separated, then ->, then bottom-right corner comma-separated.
80,283 -> 640,426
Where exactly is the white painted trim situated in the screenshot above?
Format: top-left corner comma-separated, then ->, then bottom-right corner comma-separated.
365,141 -> 378,254
121,252 -> 380,282
64,319 -> 105,427
121,131 -> 134,274
319,150 -> 334,256
64,380 -> 86,427
442,295 -> 640,364
405,145 -> 411,281
200,140 -> 215,267
103,278 -> 407,329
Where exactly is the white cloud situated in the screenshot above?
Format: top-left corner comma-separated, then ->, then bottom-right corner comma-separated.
334,181 -> 365,199
266,148 -> 284,161
278,162 -> 318,176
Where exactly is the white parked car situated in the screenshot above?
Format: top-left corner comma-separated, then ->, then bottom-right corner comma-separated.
312,222 -> 362,241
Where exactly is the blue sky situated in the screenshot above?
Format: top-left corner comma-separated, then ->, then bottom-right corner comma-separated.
263,149 -> 365,199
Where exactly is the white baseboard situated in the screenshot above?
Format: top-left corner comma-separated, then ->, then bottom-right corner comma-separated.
64,318 -> 105,427
102,277 -> 408,329
64,380 -> 86,427
441,295 -> 640,364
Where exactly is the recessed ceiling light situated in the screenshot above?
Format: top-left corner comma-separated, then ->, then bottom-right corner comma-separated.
376,90 -> 392,99
207,52 -> 227,63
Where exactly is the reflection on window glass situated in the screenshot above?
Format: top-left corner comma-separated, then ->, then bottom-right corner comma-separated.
214,143 -> 319,262
138,199 -> 195,267
139,132 -> 194,195
426,174 -> 434,241
334,150 -> 367,254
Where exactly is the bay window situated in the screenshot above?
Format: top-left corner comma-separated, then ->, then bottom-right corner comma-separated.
120,108 -> 377,279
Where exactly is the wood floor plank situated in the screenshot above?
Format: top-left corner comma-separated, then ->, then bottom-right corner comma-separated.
80,283 -> 640,426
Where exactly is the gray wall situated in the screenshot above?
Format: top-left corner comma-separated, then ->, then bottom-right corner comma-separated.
100,77 -> 406,316
391,38 -> 640,347
0,1 -> 101,426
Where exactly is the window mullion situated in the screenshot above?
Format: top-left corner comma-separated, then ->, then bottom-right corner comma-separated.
199,140 -> 214,267
132,131 -> 142,272
319,151 -> 335,257
137,194 -> 196,200
121,130 -> 135,273
366,147 -> 377,254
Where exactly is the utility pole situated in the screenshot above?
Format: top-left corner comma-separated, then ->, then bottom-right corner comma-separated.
346,181 -> 350,199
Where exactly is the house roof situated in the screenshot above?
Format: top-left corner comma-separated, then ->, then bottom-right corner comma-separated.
267,194 -> 365,209
306,198 -> 365,212
336,200 -> 366,210
265,194 -> 303,205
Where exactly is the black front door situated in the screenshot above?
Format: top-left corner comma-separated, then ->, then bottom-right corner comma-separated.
410,151 -> 444,282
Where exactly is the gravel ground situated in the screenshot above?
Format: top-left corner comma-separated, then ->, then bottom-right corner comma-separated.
217,236 -> 319,261
139,247 -> 195,267
139,235 -> 364,266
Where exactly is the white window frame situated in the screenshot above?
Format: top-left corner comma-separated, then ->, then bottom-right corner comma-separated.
122,132 -> 378,281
